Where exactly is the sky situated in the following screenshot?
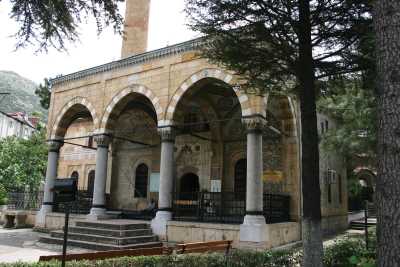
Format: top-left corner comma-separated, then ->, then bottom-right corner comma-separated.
0,0 -> 198,84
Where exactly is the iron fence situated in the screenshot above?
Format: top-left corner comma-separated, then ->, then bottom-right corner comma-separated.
172,192 -> 290,224
53,189 -> 103,215
7,191 -> 43,210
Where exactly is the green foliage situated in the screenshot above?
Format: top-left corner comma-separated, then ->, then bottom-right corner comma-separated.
5,0 -> 124,51
0,250 -> 301,267
0,237 -> 378,267
34,78 -> 51,110
324,238 -> 376,267
0,130 -> 47,192
318,80 -> 377,158
185,0 -> 373,93
0,184 -> 7,205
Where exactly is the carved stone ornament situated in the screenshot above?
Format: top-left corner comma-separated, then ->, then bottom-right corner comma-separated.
158,126 -> 176,142
48,140 -> 64,152
242,116 -> 267,133
94,134 -> 112,147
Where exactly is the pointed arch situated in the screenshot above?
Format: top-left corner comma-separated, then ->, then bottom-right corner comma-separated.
163,68 -> 254,124
50,96 -> 98,139
99,84 -> 161,132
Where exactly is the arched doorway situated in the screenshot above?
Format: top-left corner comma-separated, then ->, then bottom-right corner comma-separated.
87,170 -> 95,196
180,173 -> 200,200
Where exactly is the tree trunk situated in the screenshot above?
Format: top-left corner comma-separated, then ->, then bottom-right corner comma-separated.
298,1 -> 323,266
374,1 -> 400,266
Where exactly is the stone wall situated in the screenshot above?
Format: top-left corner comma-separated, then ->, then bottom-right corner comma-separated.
167,221 -> 301,248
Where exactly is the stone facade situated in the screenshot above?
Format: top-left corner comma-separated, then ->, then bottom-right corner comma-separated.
37,0 -> 348,247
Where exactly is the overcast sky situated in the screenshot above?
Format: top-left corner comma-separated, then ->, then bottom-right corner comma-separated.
0,0 -> 198,84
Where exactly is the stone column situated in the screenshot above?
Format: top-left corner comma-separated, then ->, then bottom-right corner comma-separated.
35,140 -> 63,228
151,126 -> 175,238
88,134 -> 111,220
240,116 -> 267,243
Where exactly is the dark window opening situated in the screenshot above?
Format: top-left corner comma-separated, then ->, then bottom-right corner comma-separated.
87,170 -> 95,196
234,159 -> 247,194
88,136 -> 93,148
71,171 -> 79,179
135,164 -> 148,198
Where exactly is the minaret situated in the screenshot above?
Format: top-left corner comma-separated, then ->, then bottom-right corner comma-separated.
121,0 -> 151,58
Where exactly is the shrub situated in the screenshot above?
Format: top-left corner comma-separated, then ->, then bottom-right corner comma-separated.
0,184 -> 7,205
0,250 -> 300,267
0,236 -> 378,267
324,238 -> 376,267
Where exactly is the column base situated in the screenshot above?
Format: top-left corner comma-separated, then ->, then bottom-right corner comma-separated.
35,204 -> 52,228
239,215 -> 267,243
87,207 -> 108,220
151,210 -> 172,239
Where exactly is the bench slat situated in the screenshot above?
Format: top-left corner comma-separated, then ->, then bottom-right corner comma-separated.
179,245 -> 229,254
176,240 -> 232,249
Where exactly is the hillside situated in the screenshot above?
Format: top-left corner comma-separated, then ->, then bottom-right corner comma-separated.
0,71 -> 47,118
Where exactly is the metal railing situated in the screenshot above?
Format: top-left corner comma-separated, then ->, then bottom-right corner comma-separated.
172,192 -> 290,224
53,189 -> 105,215
7,191 -> 43,211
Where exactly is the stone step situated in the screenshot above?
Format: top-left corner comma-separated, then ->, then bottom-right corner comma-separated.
39,236 -> 162,251
69,226 -> 152,237
50,231 -> 158,246
75,221 -> 150,230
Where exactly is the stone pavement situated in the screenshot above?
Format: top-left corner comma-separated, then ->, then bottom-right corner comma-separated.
0,227 -> 92,263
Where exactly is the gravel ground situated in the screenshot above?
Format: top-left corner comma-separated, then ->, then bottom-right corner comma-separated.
0,227 -> 92,263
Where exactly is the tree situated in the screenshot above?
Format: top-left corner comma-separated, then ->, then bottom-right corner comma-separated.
35,78 -> 51,109
374,1 -> 400,266
185,0 -> 372,265
0,130 -> 47,192
318,79 -> 377,160
2,0 -> 124,51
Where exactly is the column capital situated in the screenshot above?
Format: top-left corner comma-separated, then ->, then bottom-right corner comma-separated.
242,115 -> 267,133
158,126 -> 176,142
47,140 -> 63,152
94,134 -> 112,147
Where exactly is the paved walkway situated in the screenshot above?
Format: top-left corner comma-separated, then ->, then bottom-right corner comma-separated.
0,227 -> 91,263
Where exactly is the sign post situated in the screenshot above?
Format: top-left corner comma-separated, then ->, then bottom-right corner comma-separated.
52,178 -> 77,267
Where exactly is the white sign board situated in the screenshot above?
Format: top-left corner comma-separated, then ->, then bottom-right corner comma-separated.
210,180 -> 221,192
150,173 -> 160,192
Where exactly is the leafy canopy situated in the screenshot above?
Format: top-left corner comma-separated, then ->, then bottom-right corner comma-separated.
35,78 -> 51,110
185,0 -> 373,92
3,0 -> 124,51
0,130 -> 47,192
318,79 -> 377,159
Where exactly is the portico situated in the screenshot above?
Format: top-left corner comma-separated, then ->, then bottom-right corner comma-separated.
37,0 -> 347,248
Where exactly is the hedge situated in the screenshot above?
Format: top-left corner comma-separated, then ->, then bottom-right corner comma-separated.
0,235 -> 376,267
0,250 -> 300,267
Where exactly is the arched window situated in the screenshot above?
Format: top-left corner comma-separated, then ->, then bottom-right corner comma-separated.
71,171 -> 79,180
135,164 -> 148,198
87,170 -> 95,196
234,159 -> 247,193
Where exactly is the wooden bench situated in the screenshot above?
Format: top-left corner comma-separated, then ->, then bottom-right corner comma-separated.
39,244 -> 166,262
39,240 -> 232,262
174,240 -> 233,255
